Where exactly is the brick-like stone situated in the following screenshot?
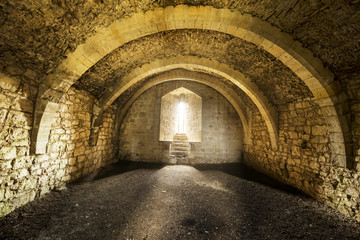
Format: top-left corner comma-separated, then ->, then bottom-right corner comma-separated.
312,125 -> 328,135
0,2 -> 360,224
0,73 -> 20,92
0,147 -> 17,160
119,81 -> 243,163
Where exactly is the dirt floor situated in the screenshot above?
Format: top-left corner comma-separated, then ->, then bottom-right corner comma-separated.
0,161 -> 359,240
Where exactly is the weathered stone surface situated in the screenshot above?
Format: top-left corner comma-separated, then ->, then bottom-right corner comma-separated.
0,0 -> 359,224
119,81 -> 243,163
0,93 -> 12,109
312,125 -> 328,136
244,97 -> 360,222
345,187 -> 359,198
0,86 -> 117,217
1,1 -> 359,86
0,73 -> 20,92
0,147 -> 16,160
76,29 -> 311,105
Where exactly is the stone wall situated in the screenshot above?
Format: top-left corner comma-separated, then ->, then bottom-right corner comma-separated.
243,98 -> 360,221
48,88 -> 118,180
340,72 -> 360,171
0,73 -> 117,217
0,73 -> 37,216
118,81 -> 243,163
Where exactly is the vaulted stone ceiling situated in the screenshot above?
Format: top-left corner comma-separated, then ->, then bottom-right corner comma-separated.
1,1 -> 360,223
112,69 -> 259,113
1,0 -> 360,89
74,29 -> 312,105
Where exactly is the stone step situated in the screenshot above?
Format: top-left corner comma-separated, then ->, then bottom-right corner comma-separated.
174,133 -> 187,136
170,150 -> 190,153
170,144 -> 190,149
173,138 -> 188,142
172,143 -> 190,147
171,141 -> 189,146
173,134 -> 189,141
172,147 -> 190,152
170,151 -> 190,156
172,142 -> 189,146
170,133 -> 191,158
173,138 -> 189,141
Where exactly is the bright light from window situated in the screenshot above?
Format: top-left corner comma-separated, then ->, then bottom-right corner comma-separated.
176,101 -> 186,133
159,87 -> 202,142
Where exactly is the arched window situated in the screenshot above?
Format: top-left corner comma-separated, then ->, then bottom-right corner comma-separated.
159,87 -> 202,142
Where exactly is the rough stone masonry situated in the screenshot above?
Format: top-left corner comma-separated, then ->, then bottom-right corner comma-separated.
0,1 -> 359,224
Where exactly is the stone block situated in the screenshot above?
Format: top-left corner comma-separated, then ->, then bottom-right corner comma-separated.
36,154 -> 49,163
13,157 -> 27,169
62,175 -> 72,182
310,136 -> 329,144
291,146 -> 301,157
0,160 -> 12,170
17,146 -> 28,156
302,134 -> 310,141
24,69 -> 37,80
0,93 -> 12,109
31,168 -> 42,175
77,155 -> 85,163
40,186 -> 50,196
68,157 -> 76,165
289,131 -> 298,139
309,161 -> 319,171
0,188 -> 4,200
41,161 -> 50,169
74,146 -> 85,157
17,168 -> 29,178
62,120 -> 72,128
22,178 -> 37,190
0,147 -> 17,160
12,128 -> 29,140
0,109 -> 7,124
345,187 -> 359,198
11,139 -> 29,147
355,162 -> 360,172
312,125 -> 328,135
52,128 -> 65,134
318,156 -> 327,163
60,134 -> 70,141
6,111 -> 31,128
56,169 -> 65,180
0,73 -> 20,92
49,141 -> 66,154
67,166 -> 78,173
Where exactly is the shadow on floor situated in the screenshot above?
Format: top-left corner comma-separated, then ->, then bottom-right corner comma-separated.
80,160 -> 303,196
72,160 -> 167,184
2,160 -> 359,240
193,162 -> 303,195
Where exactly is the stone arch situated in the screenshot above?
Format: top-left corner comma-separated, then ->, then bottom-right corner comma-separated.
110,69 -> 252,147
98,57 -> 276,148
34,5 -> 349,166
31,99 -> 59,154
39,5 -> 338,101
118,79 -> 245,163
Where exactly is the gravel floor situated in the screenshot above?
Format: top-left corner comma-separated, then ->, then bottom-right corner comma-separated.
1,161 -> 359,240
